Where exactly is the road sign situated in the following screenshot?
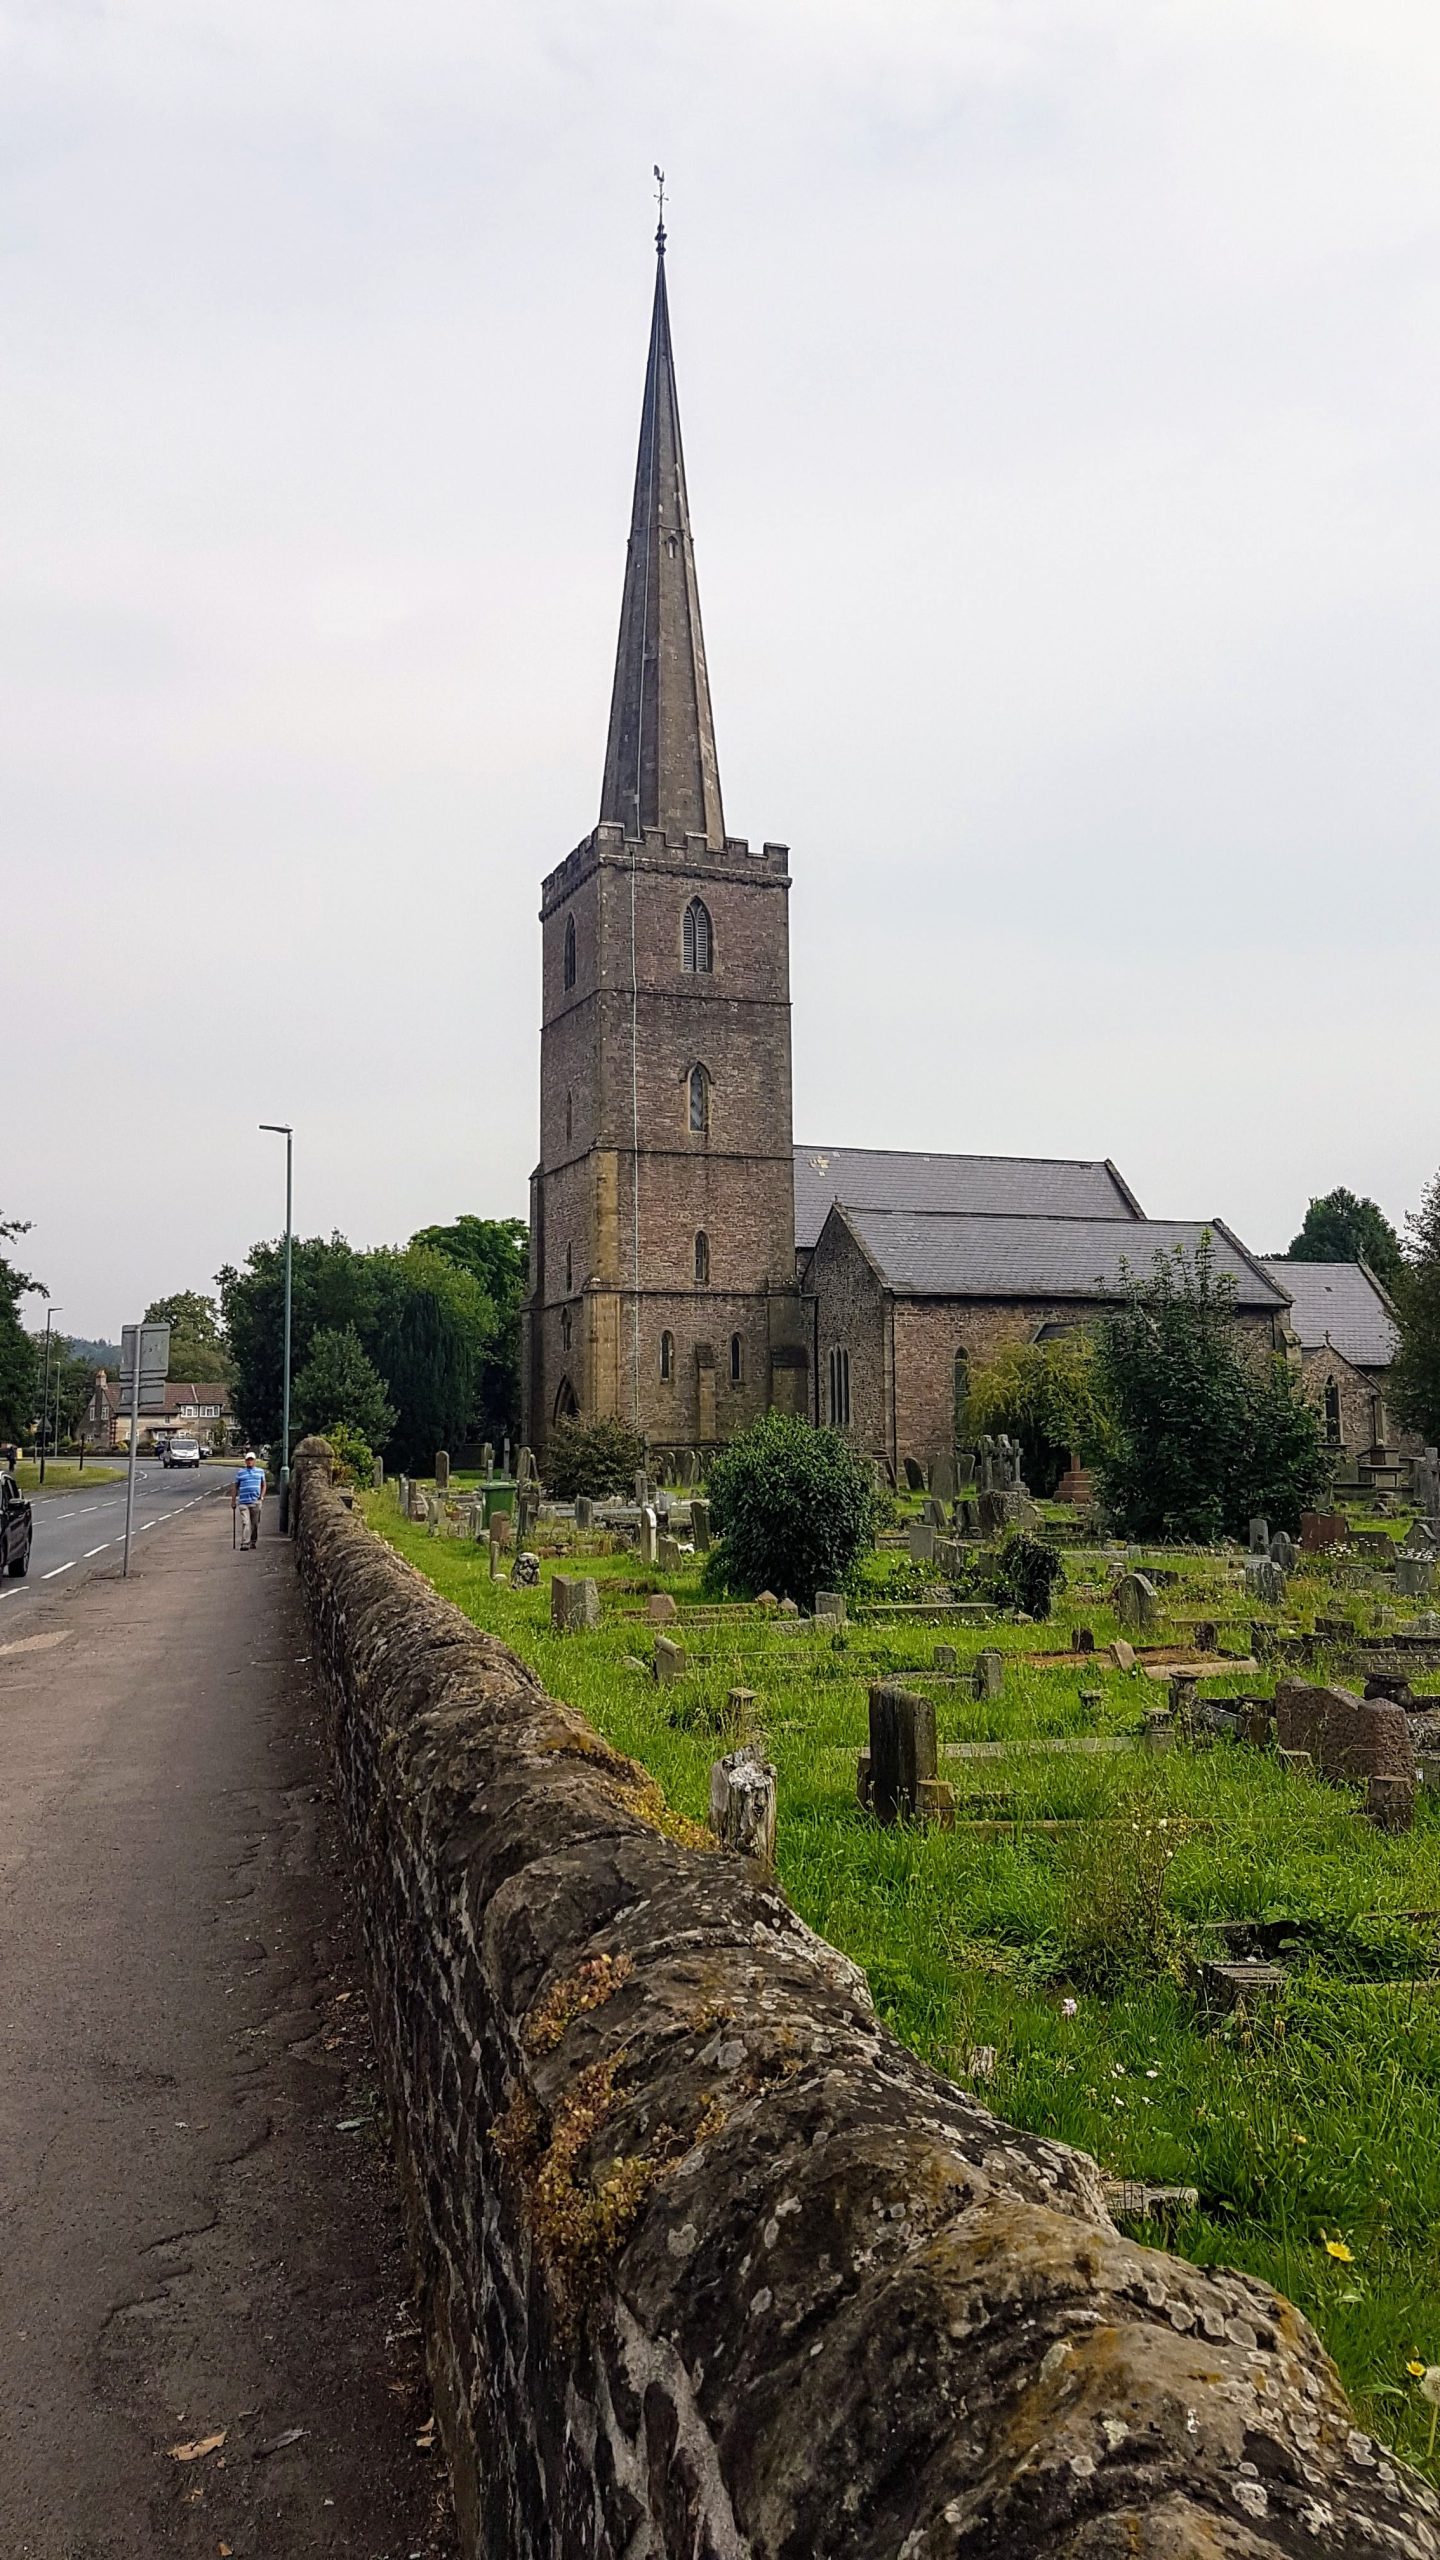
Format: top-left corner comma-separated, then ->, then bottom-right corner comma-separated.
119,1322 -> 171,1401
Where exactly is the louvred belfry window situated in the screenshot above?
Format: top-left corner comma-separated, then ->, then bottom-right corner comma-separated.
683,898 -> 713,973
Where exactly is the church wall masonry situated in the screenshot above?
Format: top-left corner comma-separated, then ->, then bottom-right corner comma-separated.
290,1443 -> 1436,2559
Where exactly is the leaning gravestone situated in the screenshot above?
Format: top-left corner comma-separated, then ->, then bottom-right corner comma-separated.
903,1456 -> 927,1493
1248,1517 -> 1270,1555
1246,1557 -> 1287,1607
1113,1571 -> 1159,1634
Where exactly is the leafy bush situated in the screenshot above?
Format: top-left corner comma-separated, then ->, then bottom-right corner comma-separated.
543,1415 -> 646,1500
964,1334 -> 1103,1494
703,1412 -> 877,1604
321,1420 -> 377,1488
292,1324 -> 396,1451
1093,1234 -> 1332,1540
990,1529 -> 1064,1620
1392,1168 -> 1440,1445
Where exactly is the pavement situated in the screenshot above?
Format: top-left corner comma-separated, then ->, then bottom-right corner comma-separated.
0,1495 -> 455,2558
8,1459 -> 221,1602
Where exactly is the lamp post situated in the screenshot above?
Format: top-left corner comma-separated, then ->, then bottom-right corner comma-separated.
260,1123 -> 293,1528
38,1306 -> 62,1486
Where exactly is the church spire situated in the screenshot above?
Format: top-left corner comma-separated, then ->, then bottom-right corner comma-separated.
599,211 -> 726,849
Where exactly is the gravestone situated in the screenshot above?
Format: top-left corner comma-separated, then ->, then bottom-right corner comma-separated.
1397,1556 -> 1435,1601
1402,1519 -> 1439,1558
814,1591 -> 846,1626
708,1742 -> 777,1864
932,1643 -> 958,1672
930,1451 -> 957,1504
1078,1688 -> 1102,1723
726,1687 -> 758,1737
645,1591 -> 678,1625
903,1456 -> 927,1492
1414,1449 -> 1440,1514
1274,1680 -> 1415,1786
973,1649 -> 1004,1701
551,1575 -> 600,1632
1367,1773 -> 1415,1834
634,1469 -> 652,1507
510,1551 -> 540,1588
517,1487 -> 540,1544
1248,1518 -> 1270,1555
480,1442 -> 494,1474
408,1486 -> 429,1523
488,1530 -> 504,1581
574,1496 -> 594,1532
1245,1557 -> 1287,1607
778,1598 -> 800,1618
957,1497 -> 979,1535
867,1684 -> 938,1823
435,1450 -> 450,1493
639,1506 -> 659,1566
1300,1511 -> 1346,1552
516,1447 -> 535,1489
371,1456 -> 384,1489
923,1496 -> 947,1528
1113,1571 -> 1159,1633
976,1490 -> 1015,1539
1071,1627 -> 1095,1653
1269,1531 -> 1297,1572
501,1435 -> 511,1476
908,1521 -> 936,1565
1111,1637 -> 1137,1672
653,1635 -> 686,1684
489,1510 -> 514,1550
689,1497 -> 711,1553
657,1534 -> 683,1573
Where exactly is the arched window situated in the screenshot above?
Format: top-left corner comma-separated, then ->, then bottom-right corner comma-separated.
694,1231 -> 710,1286
730,1333 -> 743,1385
688,1063 -> 709,1134
553,1377 -> 577,1422
563,913 -> 576,991
683,898 -> 713,974
953,1348 -> 970,1437
660,1330 -> 674,1381
1325,1377 -> 1342,1443
565,1242 -> 573,1293
565,1089 -> 573,1143
560,1306 -> 572,1352
827,1346 -> 851,1429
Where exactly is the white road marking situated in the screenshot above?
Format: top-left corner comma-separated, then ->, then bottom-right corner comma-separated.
43,1561 -> 74,1579
84,1543 -> 109,1557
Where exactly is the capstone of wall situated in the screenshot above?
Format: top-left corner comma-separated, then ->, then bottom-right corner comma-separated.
291,1442 -> 1435,2559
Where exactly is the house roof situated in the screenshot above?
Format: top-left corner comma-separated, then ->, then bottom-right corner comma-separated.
1261,1260 -> 1400,1369
793,1145 -> 1142,1252
832,1207 -> 1289,1308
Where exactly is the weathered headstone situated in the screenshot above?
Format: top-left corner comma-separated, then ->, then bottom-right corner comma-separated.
653,1635 -> 686,1684
973,1649 -> 1004,1701
930,1450 -> 957,1504
516,1446 -> 535,1488
551,1575 -> 600,1632
657,1534 -> 683,1573
867,1684 -> 938,1823
408,1485 -> 429,1523
510,1550 -> 540,1588
634,1469 -> 652,1507
1401,1519 -> 1439,1558
639,1506 -> 659,1566
501,1435 -> 511,1476
932,1643 -> 958,1672
814,1590 -> 847,1626
1071,1626 -> 1095,1654
1246,1557 -> 1287,1607
726,1687 -> 758,1737
1300,1511 -> 1346,1552
574,1495 -> 594,1532
922,1496 -> 947,1528
1268,1531 -> 1297,1572
1248,1517 -> 1270,1555
480,1442 -> 494,1475
1397,1555 -> 1435,1600
689,1497 -> 711,1553
1111,1637 -> 1137,1673
1414,1449 -> 1440,1515
908,1521 -> 936,1565
708,1742 -> 777,1864
371,1456 -> 384,1489
645,1591 -> 678,1625
777,1597 -> 800,1618
1114,1571 -> 1159,1633
1078,1688 -> 1103,1724
903,1456 -> 927,1492
1274,1680 -> 1415,1787
489,1510 -> 514,1550
435,1450 -> 451,1493
1367,1773 -> 1415,1834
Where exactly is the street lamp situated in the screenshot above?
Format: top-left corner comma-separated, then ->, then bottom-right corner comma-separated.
38,1306 -> 62,1486
260,1123 -> 293,1527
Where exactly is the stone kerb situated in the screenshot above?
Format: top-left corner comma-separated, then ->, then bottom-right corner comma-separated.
287,1444 -> 1434,2560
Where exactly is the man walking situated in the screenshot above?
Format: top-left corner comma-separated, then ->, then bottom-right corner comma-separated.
232,1450 -> 267,1550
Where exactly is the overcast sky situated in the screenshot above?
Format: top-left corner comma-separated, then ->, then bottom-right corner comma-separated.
5,0 -> 1439,1337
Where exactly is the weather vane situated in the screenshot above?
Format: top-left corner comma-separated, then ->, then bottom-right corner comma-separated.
654,163 -> 666,250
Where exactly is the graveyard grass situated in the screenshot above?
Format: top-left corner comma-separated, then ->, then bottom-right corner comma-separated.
368,1493 -> 1440,2473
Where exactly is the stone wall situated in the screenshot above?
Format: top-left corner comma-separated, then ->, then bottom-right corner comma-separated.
291,1445 -> 1435,2558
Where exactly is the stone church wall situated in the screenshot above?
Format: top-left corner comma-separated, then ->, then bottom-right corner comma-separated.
290,1441 -> 1428,2558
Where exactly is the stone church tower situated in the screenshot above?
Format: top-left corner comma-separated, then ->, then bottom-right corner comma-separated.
521,223 -> 807,1457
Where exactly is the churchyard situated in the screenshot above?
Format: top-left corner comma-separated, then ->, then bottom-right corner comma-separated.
369,1466 -> 1440,2473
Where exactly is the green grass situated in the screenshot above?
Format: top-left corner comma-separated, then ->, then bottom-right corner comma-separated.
12,1459 -> 125,1494
369,1495 -> 1440,2468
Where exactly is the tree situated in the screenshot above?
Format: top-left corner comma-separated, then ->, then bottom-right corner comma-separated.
292,1326 -> 396,1450
1391,1171 -> 1440,1447
29,1337 -> 96,1444
410,1216 -> 527,1437
543,1416 -> 645,1500
1092,1235 -> 1332,1541
143,1290 -> 234,1384
1284,1188 -> 1405,1294
964,1334 -> 1103,1494
704,1412 -> 877,1603
0,1217 -> 41,1441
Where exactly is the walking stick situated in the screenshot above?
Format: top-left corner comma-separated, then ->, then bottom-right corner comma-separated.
231,1500 -> 237,1551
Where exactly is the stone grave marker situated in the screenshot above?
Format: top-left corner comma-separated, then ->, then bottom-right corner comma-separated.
1248,1517 -> 1270,1555
501,1434 -> 511,1476
408,1485 -> 429,1523
516,1447 -> 535,1488
551,1575 -> 600,1632
866,1684 -> 938,1823
1269,1531 -> 1297,1572
1274,1680 -> 1415,1787
708,1743 -> 777,1864
1402,1519 -> 1439,1558
1397,1556 -> 1435,1600
930,1450 -> 957,1504
1111,1637 -> 1137,1672
489,1510 -> 514,1550
1114,1571 -> 1159,1633
1300,1511 -> 1346,1552
435,1450 -> 451,1493
371,1456 -> 384,1489
480,1442 -> 494,1474
1245,1557 -> 1287,1607
689,1497 -> 711,1553
653,1635 -> 686,1683
815,1591 -> 847,1626
908,1521 -> 936,1565
1414,1449 -> 1440,1514
645,1591 -> 678,1625
778,1598 -> 800,1617
903,1456 -> 927,1492
657,1534 -> 683,1573
574,1495 -> 594,1532
1367,1773 -> 1415,1833
726,1687 -> 758,1737
973,1650 -> 1004,1701
932,1643 -> 958,1672
510,1551 -> 540,1588
639,1506 -> 659,1566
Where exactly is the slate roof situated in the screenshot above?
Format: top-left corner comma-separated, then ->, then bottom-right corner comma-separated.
793,1146 -> 1142,1253
1261,1260 -> 1401,1369
834,1208 -> 1288,1308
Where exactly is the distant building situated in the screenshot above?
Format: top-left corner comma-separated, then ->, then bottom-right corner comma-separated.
1261,1259 -> 1410,1462
84,1371 -> 234,1453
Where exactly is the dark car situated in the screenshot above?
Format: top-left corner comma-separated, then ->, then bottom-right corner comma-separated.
1,1474 -> 32,1577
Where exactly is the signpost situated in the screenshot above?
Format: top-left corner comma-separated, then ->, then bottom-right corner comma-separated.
119,1321 -> 170,1578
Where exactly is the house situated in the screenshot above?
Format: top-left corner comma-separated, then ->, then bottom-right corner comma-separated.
807,1203 -> 1292,1480
1260,1259 -> 1411,1463
84,1371 -> 234,1454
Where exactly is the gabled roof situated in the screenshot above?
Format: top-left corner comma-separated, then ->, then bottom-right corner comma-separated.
794,1145 -> 1142,1253
1261,1260 -> 1401,1368
829,1207 -> 1288,1308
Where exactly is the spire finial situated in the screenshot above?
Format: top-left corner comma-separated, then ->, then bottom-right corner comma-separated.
653,163 -> 666,254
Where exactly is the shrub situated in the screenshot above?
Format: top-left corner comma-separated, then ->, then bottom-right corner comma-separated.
964,1335 -> 1103,1494
1392,1168 -> 1440,1445
544,1416 -> 647,1500
322,1420 -> 376,1488
990,1529 -> 1064,1620
1057,1793 -> 1188,1990
703,1412 -> 877,1604
291,1324 -> 396,1452
1093,1234 -> 1331,1540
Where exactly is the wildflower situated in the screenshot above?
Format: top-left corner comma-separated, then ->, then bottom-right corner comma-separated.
1061,1998 -> 1078,2018
1145,2068 -> 1159,2080
1408,2362 -> 1426,2379
1324,2239 -> 1354,2264
1417,2367 -> 1440,2457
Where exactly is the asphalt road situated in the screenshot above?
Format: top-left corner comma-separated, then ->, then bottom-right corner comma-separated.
4,1460 -> 226,1604
0,1494 -> 454,2558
